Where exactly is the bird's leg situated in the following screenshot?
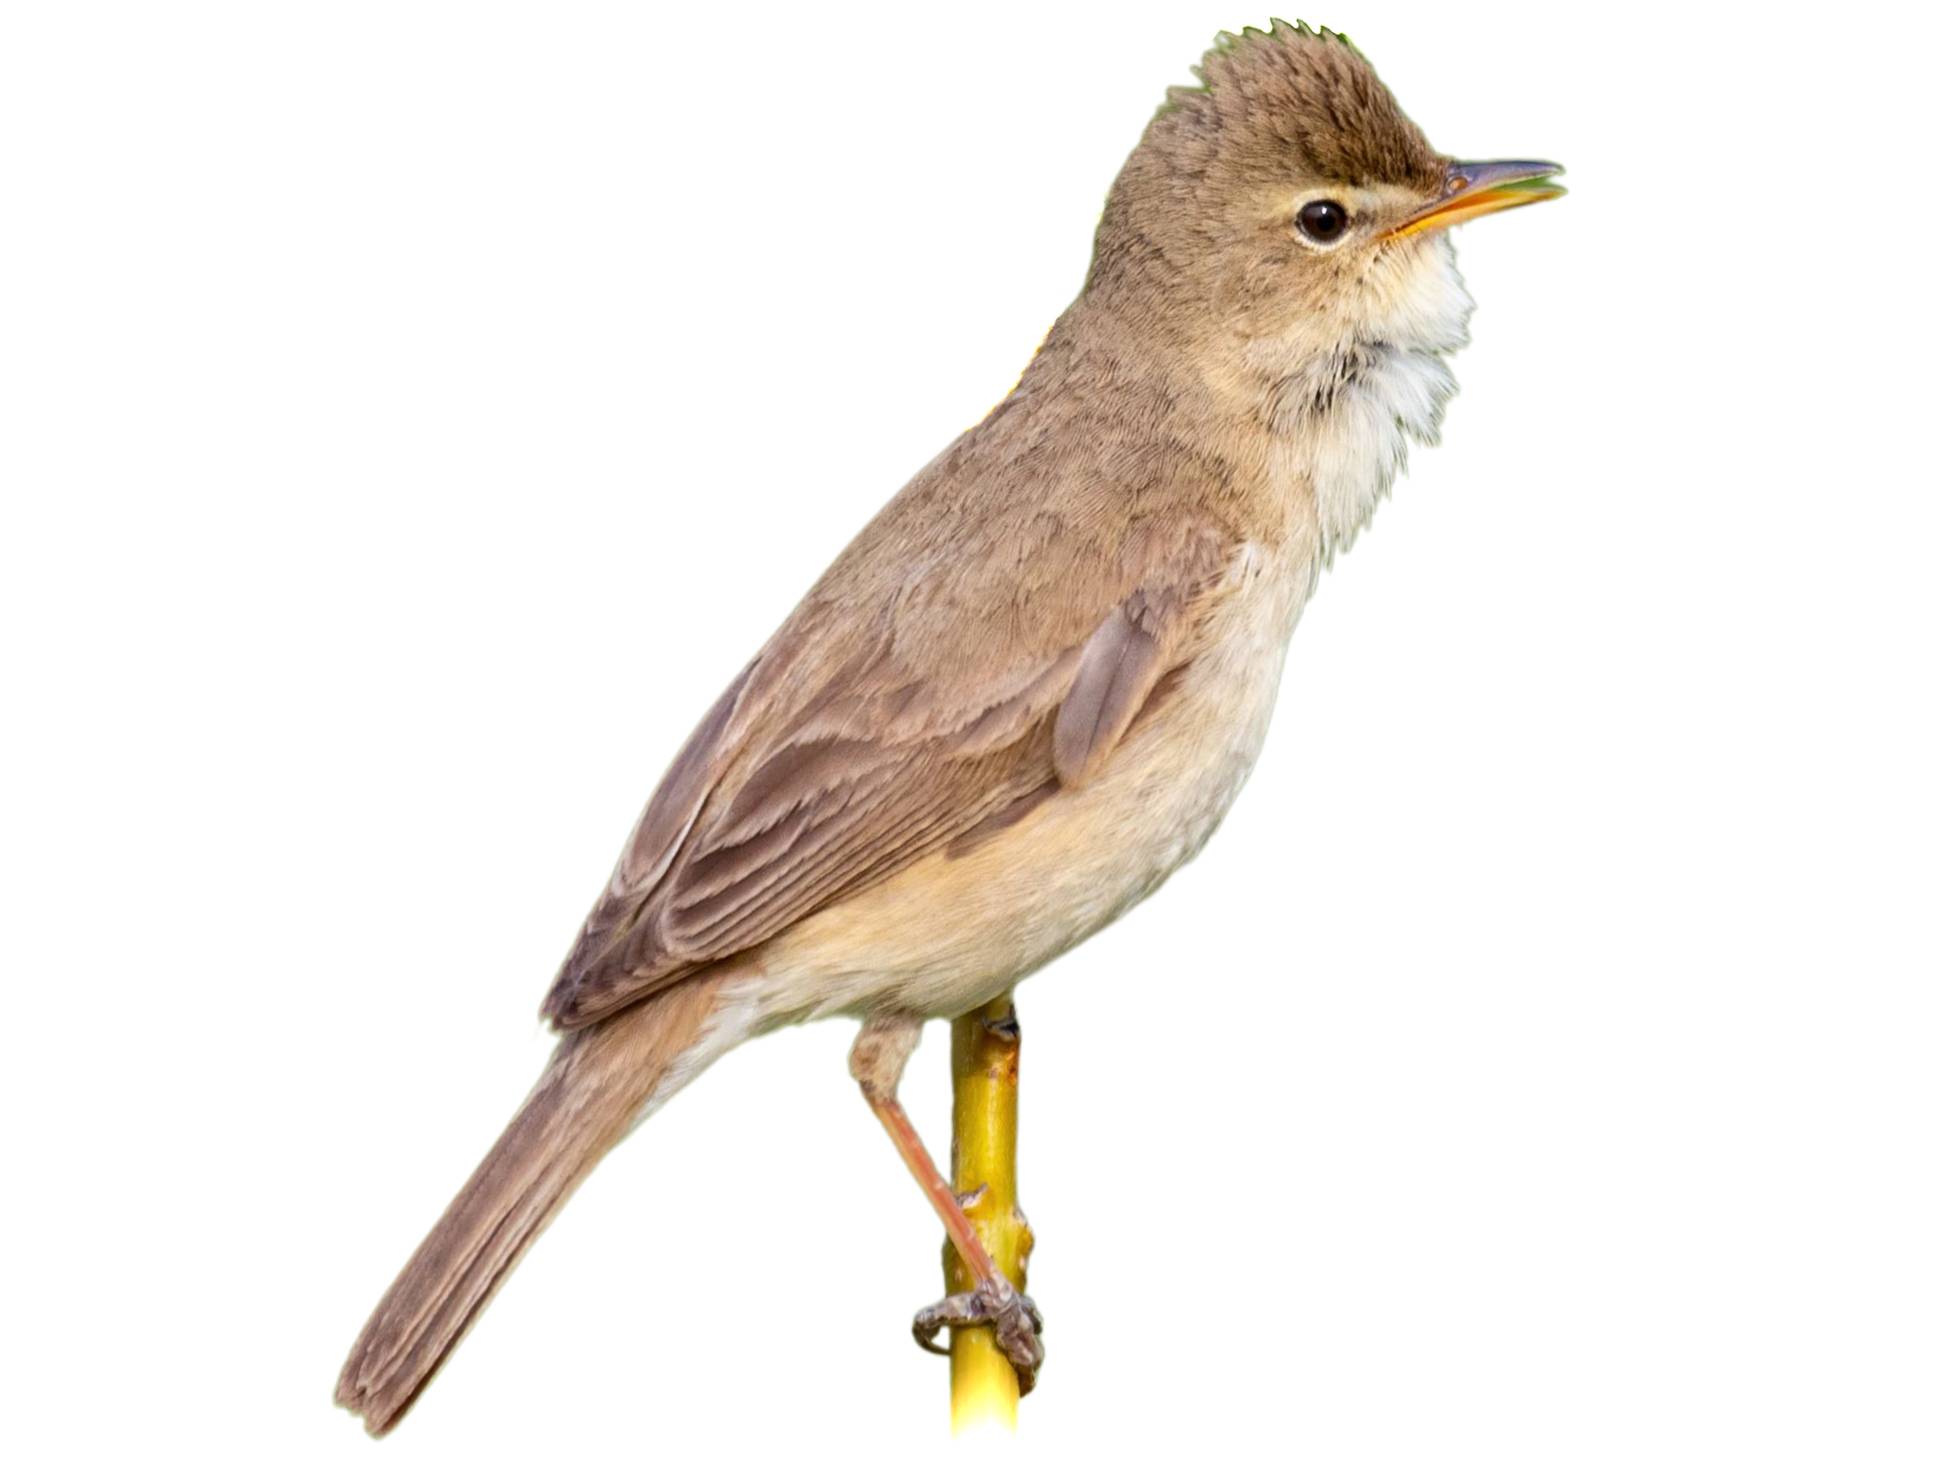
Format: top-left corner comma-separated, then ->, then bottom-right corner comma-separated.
849,1013 -> 1044,1393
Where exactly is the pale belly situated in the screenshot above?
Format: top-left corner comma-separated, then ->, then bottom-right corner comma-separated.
748,540 -> 1319,1025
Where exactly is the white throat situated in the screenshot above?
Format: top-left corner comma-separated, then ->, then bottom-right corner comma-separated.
1263,236 -> 1476,560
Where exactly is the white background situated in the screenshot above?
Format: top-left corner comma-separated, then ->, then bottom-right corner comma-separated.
3,2 -> 1942,1455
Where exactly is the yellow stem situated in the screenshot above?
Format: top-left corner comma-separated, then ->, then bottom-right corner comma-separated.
946,994 -> 1033,1434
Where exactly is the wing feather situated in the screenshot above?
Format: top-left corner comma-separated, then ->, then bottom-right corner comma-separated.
542,520 -> 1238,1028
1053,585 -> 1189,787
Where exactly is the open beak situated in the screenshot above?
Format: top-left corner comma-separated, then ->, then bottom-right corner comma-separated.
1390,159 -> 1565,239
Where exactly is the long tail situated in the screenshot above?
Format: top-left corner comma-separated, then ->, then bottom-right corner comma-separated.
336,971 -> 737,1435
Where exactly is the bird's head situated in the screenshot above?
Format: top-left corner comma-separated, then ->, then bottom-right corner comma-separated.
1088,21 -> 1562,371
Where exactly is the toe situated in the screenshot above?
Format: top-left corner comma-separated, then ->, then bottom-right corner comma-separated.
908,1277 -> 1046,1393
911,1291 -> 981,1355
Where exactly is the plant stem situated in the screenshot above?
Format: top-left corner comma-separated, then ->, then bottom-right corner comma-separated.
946,994 -> 1033,1434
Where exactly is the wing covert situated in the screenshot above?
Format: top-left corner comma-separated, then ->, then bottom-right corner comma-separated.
543,518 -> 1238,1029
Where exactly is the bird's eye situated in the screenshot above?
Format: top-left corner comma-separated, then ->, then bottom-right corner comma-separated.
1296,199 -> 1350,245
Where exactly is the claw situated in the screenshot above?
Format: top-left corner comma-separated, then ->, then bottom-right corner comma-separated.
911,1276 -> 1045,1394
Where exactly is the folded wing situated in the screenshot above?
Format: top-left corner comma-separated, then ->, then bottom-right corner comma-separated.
543,514 -> 1238,1029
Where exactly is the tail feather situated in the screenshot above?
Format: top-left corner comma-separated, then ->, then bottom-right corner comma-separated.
336,971 -> 733,1435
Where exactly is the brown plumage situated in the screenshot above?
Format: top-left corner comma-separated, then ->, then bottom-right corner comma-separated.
336,972 -> 730,1434
544,508 -> 1237,1028
338,20 -> 1562,1431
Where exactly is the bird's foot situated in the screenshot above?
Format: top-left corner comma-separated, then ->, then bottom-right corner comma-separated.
911,1276 -> 1045,1394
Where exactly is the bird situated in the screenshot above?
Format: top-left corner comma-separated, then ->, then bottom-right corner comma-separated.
336,19 -> 1563,1434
